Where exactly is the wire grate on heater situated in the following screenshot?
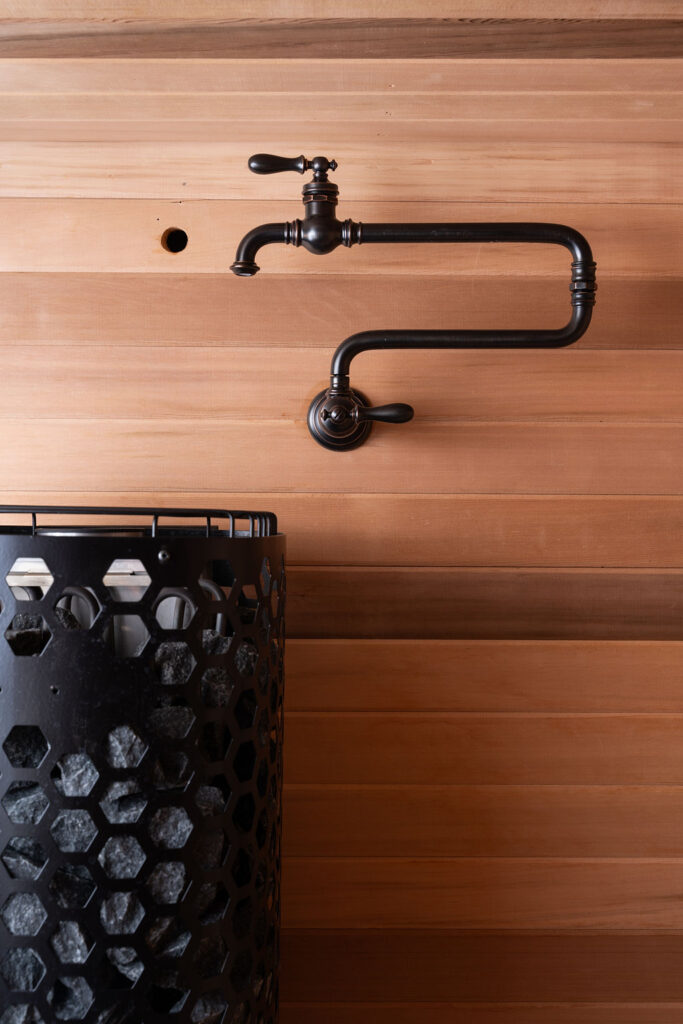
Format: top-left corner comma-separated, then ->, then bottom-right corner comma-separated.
0,509 -> 285,1024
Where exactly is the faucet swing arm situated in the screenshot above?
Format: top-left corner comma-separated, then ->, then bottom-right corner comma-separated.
312,222 -> 596,450
229,155 -> 597,451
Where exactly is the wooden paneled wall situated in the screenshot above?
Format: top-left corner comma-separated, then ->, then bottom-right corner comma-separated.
1,3 -> 682,1021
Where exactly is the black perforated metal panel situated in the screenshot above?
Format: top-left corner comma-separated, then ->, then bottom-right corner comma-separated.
0,511 -> 285,1024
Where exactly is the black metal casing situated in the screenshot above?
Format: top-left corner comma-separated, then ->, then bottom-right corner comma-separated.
0,507 -> 285,1024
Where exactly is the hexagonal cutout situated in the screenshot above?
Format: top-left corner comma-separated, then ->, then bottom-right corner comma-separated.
193,936 -> 228,981
49,864 -> 96,910
232,895 -> 253,942
195,775 -> 230,817
50,921 -> 94,964
200,666 -> 233,709
5,613 -> 51,656
3,725 -> 48,768
154,640 -> 196,687
2,782 -> 49,825
147,979 -> 190,1014
146,861 -> 187,905
194,827 -> 229,871
146,696 -> 195,741
47,976 -> 94,1020
232,793 -> 256,835
0,1008 -> 45,1024
234,643 -> 258,680
99,780 -> 147,825
190,991 -> 228,1024
106,945 -> 144,988
234,688 -> 258,729
0,893 -> 47,936
256,758 -> 268,799
98,835 -> 146,880
53,587 -> 100,631
1,836 -> 47,880
237,584 -> 258,627
154,589 -> 196,631
51,752 -> 98,797
50,810 -> 97,853
6,557 -> 53,601
102,558 -> 150,602
100,892 -> 144,936
106,724 -> 147,769
231,849 -> 254,889
148,806 -> 193,850
194,881 -> 229,926
200,721 -> 231,763
150,750 -> 192,793
144,916 -> 191,960
232,741 -> 256,784
0,948 -> 45,992
201,621 -> 232,658
103,615 -> 150,658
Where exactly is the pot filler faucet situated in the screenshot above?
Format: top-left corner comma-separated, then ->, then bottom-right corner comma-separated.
230,154 -> 597,452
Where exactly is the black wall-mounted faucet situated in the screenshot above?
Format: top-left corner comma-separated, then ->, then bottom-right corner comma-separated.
230,154 -> 597,451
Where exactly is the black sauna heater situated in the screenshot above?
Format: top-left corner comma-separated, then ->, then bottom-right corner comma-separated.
0,507 -> 285,1024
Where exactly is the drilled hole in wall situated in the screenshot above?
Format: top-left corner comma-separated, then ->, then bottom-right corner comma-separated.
161,228 -> 188,253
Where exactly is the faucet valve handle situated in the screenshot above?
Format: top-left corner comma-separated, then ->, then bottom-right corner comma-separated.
248,154 -> 337,178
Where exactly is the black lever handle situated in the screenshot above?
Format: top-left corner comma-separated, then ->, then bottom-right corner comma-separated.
248,153 -> 338,176
356,403 -> 414,424
248,153 -> 308,175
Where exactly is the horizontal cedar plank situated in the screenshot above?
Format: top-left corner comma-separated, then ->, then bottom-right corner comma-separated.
8,347 -> 683,424
0,120 -> 675,146
286,714 -> 683,784
286,640 -> 683,712
288,567 -> 683,638
2,422 -> 683,496
280,929 -> 683,1002
0,58 -> 676,93
282,857 -> 683,928
0,139 -> 677,202
1,495 -> 683,569
1,200 -> 676,277
1,19 -> 680,58
281,1005 -> 683,1024
283,785 -> 683,857
2,423 -> 683,496
0,275 -> 674,350
2,92 -> 679,124
4,3 -> 679,19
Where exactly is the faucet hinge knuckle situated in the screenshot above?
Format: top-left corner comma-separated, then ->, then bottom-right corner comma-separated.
570,260 -> 597,306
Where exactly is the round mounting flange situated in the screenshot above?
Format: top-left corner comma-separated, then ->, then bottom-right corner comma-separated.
307,388 -> 373,452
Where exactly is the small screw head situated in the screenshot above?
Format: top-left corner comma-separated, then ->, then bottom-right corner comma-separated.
158,548 -> 171,563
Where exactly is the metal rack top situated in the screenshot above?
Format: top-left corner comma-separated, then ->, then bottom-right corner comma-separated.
0,505 -> 279,538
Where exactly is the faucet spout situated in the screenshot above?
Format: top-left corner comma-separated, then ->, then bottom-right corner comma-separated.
230,222 -> 291,277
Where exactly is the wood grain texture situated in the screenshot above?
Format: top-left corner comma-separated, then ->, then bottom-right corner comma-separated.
2,92 -> 679,128
4,3 -> 679,18
2,422 -> 683,496
282,857 -> 683,928
280,929 -> 683,1002
286,713 -> 683,784
283,785 -> 683,857
0,274 -> 674,350
0,58 -> 676,93
0,138 -> 678,201
280,1005 -> 683,1024
287,567 -> 683,638
1,18 -> 681,58
2,200 -> 677,276
286,640 -> 683,712
7,347 -> 683,424
5,494 -> 683,568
